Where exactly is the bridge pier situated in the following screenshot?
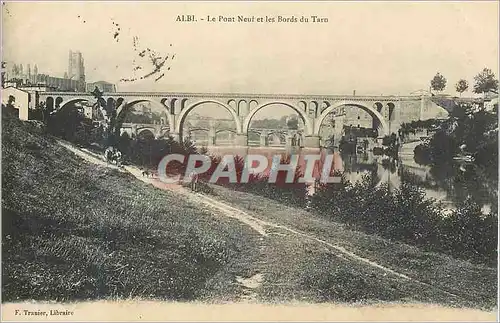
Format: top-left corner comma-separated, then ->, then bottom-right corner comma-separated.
235,134 -> 248,146
208,135 -> 216,147
285,134 -> 293,148
303,135 -> 321,149
207,126 -> 216,147
260,132 -> 269,146
39,92 -> 432,151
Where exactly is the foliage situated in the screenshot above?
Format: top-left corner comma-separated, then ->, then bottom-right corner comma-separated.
455,79 -> 469,96
381,133 -> 399,157
251,116 -> 292,129
122,109 -> 163,124
399,119 -> 441,142
286,116 -> 299,130
1,111 -> 248,301
413,144 -> 433,165
382,133 -> 397,147
430,72 -> 447,93
161,148 -> 308,207
46,106 -> 94,147
414,103 -> 497,169
473,68 -> 499,95
309,171 -> 497,266
2,96 -> 19,118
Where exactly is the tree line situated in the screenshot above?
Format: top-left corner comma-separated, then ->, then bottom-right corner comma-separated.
430,67 -> 498,96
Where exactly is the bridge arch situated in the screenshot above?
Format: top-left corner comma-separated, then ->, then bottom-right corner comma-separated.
227,99 -> 237,111
58,98 -> 92,114
137,127 -> 156,135
315,101 -> 389,137
55,97 -> 64,109
267,131 -> 286,145
136,128 -> 156,140
387,102 -> 396,120
171,98 -> 179,114
176,100 -> 242,137
46,97 -> 55,112
298,101 -> 307,112
247,128 -> 262,135
117,99 -> 174,132
238,99 -> 248,116
248,100 -> 258,111
215,128 -> 237,134
187,127 -> 210,133
243,102 -> 313,136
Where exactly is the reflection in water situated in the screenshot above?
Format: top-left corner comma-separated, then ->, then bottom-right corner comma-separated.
337,149 -> 498,214
203,146 -> 497,214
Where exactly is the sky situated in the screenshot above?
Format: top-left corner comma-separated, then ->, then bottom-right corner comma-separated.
2,1 -> 499,118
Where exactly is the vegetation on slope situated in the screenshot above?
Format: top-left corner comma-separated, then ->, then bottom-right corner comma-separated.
1,110 -> 259,302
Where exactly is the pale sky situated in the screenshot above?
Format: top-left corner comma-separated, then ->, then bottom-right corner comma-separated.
2,1 -> 499,99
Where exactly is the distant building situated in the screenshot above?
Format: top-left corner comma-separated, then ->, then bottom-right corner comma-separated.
5,66 -> 84,91
3,50 -> 86,92
68,50 -> 85,87
344,109 -> 372,129
7,63 -> 40,85
4,73 -> 81,92
86,81 -> 116,93
484,91 -> 498,112
1,87 -> 30,120
4,81 -> 58,92
83,105 -> 93,119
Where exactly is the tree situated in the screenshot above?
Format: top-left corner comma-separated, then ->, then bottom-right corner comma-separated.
455,79 -> 469,97
6,95 -> 15,109
473,68 -> 499,97
1,61 -> 6,88
430,72 -> 447,93
47,104 -> 90,146
286,115 -> 299,130
90,86 -> 126,148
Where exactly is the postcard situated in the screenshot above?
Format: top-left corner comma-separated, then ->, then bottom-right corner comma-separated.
1,1 -> 498,321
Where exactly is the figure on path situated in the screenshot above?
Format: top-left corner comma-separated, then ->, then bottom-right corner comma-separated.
104,146 -> 115,164
189,170 -> 199,192
114,149 -> 122,167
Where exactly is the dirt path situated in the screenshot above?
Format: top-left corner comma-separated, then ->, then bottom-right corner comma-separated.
58,141 -> 118,168
59,142 -> 266,299
191,192 -> 464,300
58,141 -> 473,304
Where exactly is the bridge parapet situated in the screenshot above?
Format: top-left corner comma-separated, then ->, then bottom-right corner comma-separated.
120,122 -> 170,139
36,91 -> 428,147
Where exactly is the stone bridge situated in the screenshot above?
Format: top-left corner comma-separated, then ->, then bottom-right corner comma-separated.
185,125 -> 304,147
38,91 -> 429,148
120,123 -> 170,140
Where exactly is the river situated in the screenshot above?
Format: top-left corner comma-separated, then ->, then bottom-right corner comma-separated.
340,151 -> 497,215
203,146 -> 497,215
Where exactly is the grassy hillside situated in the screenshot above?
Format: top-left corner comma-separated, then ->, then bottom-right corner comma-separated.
1,111 -> 260,302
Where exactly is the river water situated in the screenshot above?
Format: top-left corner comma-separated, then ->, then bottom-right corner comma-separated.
340,151 -> 497,215
204,146 -> 497,215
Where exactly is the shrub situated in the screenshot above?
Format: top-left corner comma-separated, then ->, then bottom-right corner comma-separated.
309,171 -> 497,266
1,112 -> 241,301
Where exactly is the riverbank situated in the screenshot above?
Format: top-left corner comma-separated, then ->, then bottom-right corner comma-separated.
2,113 -> 496,311
203,183 -> 497,309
